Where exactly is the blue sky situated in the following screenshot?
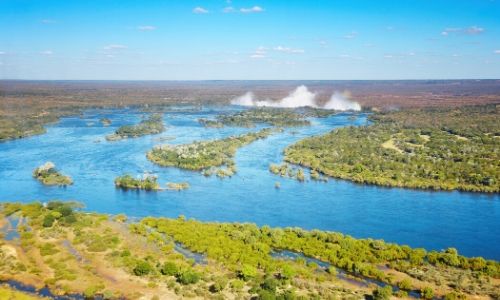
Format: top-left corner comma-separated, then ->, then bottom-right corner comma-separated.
1,0 -> 499,80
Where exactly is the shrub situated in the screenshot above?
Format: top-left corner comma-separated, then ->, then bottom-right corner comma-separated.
43,214 -> 55,227
134,261 -> 152,276
179,269 -> 201,285
161,262 -> 178,276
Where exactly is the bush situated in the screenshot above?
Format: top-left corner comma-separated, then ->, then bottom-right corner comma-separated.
373,285 -> 393,300
134,261 -> 152,276
161,262 -> 178,276
43,214 -> 55,227
421,287 -> 434,300
179,269 -> 201,285
258,289 -> 277,300
397,278 -> 412,290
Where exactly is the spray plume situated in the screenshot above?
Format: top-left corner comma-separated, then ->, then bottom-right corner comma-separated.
230,85 -> 360,111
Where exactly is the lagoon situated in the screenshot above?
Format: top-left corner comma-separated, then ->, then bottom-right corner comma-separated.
0,107 -> 499,261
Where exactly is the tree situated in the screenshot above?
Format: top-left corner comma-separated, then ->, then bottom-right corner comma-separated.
161,261 -> 178,276
397,278 -> 412,291
421,287 -> 434,300
133,261 -> 152,276
43,214 -> 55,227
281,265 -> 296,280
240,264 -> 257,281
179,269 -> 201,285
373,285 -> 393,300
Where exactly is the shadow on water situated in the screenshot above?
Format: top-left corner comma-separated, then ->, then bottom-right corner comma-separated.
271,249 -> 421,298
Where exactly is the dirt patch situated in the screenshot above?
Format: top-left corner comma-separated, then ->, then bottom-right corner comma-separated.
381,138 -> 403,154
419,134 -> 430,142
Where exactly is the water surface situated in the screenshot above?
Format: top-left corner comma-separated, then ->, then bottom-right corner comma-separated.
0,107 -> 499,260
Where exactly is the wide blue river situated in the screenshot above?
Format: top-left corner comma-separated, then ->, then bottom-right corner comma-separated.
0,107 -> 499,261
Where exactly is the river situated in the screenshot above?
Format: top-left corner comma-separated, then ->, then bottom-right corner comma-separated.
0,107 -> 499,261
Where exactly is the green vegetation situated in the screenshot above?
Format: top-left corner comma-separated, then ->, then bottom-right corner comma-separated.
147,128 -> 279,172
284,105 -> 500,192
1,201 -> 499,299
32,162 -> 73,186
106,113 -> 165,140
198,118 -> 225,128
115,174 -> 160,190
167,182 -> 190,190
269,163 -> 306,181
99,118 -> 112,126
302,107 -> 338,118
214,107 -> 311,128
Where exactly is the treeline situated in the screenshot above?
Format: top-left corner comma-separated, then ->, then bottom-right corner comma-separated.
135,215 -> 500,298
106,113 -> 165,140
147,128 -> 279,171
284,105 -> 500,192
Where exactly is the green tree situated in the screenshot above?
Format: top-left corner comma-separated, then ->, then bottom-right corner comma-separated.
179,269 -> 201,285
133,261 -> 152,276
421,287 -> 434,300
161,261 -> 178,276
43,214 -> 55,227
373,285 -> 393,300
397,278 -> 412,291
240,264 -> 257,281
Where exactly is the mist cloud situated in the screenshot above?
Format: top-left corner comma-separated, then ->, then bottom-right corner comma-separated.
231,85 -> 361,111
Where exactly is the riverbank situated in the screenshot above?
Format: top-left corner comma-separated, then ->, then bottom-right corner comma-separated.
1,201 -> 498,300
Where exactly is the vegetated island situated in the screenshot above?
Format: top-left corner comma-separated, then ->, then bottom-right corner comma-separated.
270,163 -> 329,182
200,107 -> 312,128
284,104 -> 500,193
1,201 -> 499,300
99,118 -> 112,126
147,128 -> 280,177
106,113 -> 165,141
32,162 -> 73,186
198,118 -> 225,128
115,174 -> 161,190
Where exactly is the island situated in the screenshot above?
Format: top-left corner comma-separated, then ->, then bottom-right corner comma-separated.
32,162 -> 73,186
106,113 -> 166,141
1,201 -> 499,300
99,118 -> 112,126
283,104 -> 500,193
200,107 -> 312,128
115,174 -> 160,190
147,128 -> 280,173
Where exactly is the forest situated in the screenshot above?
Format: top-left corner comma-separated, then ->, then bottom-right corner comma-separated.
284,105 -> 500,192
1,201 -> 499,300
114,174 -> 160,190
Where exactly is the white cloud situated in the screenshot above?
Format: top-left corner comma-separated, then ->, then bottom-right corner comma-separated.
226,0 -> 231,3
241,6 -> 264,13
256,50 -> 266,54
408,52 -> 416,56
273,46 -> 304,53
222,7 -> 234,12
364,43 -> 373,47
343,36 -> 354,39
494,50 -> 500,54
350,31 -> 360,35
219,59 -> 239,63
427,38 -> 438,41
464,26 -> 484,35
340,55 -> 349,58
103,45 -> 127,50
0,52 -> 6,55
137,26 -> 156,30
0,62 -> 2,65
354,57 -> 363,60
386,26 -> 394,30
107,55 -> 115,58
384,55 -> 393,59
251,54 -> 264,58
452,54 -> 461,57
42,20 -> 57,23
193,7 -> 209,13
319,41 -> 326,45
442,26 -> 485,36
81,50 -> 89,52
39,51 -> 53,55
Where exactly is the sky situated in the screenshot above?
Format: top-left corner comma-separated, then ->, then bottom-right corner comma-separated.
1,0 -> 499,80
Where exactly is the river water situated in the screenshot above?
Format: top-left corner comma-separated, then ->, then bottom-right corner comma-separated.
0,107 -> 499,261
